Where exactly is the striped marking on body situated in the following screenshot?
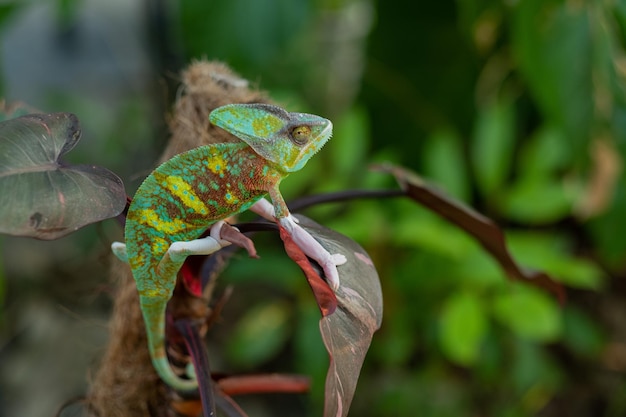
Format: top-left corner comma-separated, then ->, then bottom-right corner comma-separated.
138,208 -> 189,234
224,191 -> 239,205
151,236 -> 169,254
164,175 -> 209,215
206,154 -> 227,176
252,113 -> 284,137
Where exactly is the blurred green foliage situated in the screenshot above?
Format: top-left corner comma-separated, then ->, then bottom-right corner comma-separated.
173,0 -> 625,415
2,0 -> 626,416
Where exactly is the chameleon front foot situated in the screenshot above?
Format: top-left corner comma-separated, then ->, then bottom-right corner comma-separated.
250,198 -> 346,289
279,215 -> 347,290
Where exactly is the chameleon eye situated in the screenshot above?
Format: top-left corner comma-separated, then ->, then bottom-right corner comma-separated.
290,125 -> 311,145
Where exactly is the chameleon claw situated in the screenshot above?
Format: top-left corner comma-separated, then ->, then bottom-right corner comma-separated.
319,252 -> 347,290
209,220 -> 229,243
207,220 -> 259,257
218,222 -> 259,258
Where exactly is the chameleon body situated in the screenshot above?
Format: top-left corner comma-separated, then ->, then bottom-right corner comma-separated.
111,104 -> 345,391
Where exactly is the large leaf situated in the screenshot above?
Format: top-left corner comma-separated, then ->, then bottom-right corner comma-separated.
0,113 -> 126,239
281,215 -> 383,417
422,128 -> 470,201
471,98 -> 515,195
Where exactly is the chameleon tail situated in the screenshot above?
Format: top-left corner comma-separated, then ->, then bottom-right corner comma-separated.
140,295 -> 198,392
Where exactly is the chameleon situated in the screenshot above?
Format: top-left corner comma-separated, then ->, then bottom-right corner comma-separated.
111,103 -> 346,391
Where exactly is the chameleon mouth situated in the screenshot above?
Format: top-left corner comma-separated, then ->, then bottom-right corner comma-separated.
313,121 -> 333,150
297,123 -> 332,162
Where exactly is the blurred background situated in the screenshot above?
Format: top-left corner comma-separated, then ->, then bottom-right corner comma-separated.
1,0 -> 625,416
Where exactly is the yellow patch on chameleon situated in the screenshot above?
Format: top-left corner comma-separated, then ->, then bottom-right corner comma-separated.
151,236 -> 169,254
164,175 -> 208,214
224,192 -> 239,205
206,154 -> 226,175
252,114 -> 283,137
139,209 -> 189,233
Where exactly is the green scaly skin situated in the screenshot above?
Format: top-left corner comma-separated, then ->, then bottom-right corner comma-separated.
112,103 -> 337,391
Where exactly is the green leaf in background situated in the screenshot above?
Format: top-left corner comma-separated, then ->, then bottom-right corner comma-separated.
498,125 -> 580,224
471,98 -> 515,195
513,0 -> 593,154
0,2 -> 20,28
511,340 -> 562,413
439,291 -> 488,365
373,307 -> 417,367
499,178 -> 577,224
587,183 -> 626,267
450,245 -> 507,289
394,211 -> 475,260
294,302 -> 328,408
507,232 -> 605,290
0,113 -> 126,239
562,306 -> 605,357
422,128 -> 470,201
226,301 -> 291,369
330,105 -> 370,180
382,164 -> 564,299
55,0 -> 80,30
492,286 -> 561,342
518,126 -> 571,179
179,0 -> 309,67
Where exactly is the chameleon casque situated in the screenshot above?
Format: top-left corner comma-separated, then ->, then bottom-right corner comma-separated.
111,103 -> 346,391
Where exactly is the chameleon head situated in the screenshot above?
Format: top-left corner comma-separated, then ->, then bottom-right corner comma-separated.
209,103 -> 333,172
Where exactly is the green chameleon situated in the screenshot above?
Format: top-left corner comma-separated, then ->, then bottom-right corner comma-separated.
111,103 -> 346,391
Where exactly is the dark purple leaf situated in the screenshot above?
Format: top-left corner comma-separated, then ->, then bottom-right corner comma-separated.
175,318 -> 216,417
0,113 -> 126,239
214,391 -> 249,417
377,163 -> 565,301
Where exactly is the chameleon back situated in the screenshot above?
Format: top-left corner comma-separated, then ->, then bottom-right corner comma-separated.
124,142 -> 281,296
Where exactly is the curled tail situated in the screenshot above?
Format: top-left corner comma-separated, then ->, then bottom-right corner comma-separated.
139,295 -> 198,392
